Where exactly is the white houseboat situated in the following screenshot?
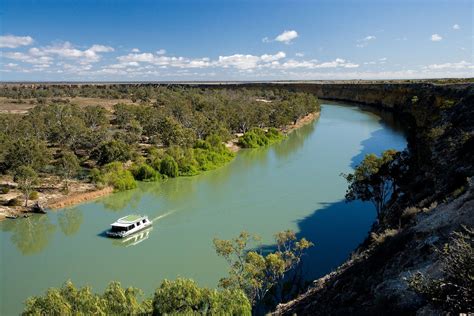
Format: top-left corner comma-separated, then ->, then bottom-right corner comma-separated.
106,215 -> 152,238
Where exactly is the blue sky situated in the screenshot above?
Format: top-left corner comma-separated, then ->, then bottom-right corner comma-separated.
0,0 -> 472,81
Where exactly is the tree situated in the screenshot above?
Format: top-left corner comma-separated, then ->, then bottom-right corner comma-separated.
14,166 -> 39,207
3,138 -> 51,172
152,278 -> 251,315
92,140 -> 134,165
160,156 -> 179,178
82,105 -> 108,129
22,278 -> 250,315
342,149 -> 399,221
56,150 -> 80,193
132,163 -> 160,181
213,230 -> 313,307
22,280 -> 151,315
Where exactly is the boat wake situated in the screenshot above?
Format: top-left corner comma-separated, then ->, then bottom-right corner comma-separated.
151,209 -> 176,223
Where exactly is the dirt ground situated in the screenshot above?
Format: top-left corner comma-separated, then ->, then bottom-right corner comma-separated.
0,175 -> 105,220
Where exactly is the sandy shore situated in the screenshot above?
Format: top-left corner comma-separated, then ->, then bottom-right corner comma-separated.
47,187 -> 114,210
0,177 -> 111,221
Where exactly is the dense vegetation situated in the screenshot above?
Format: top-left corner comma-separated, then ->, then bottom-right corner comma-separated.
22,278 -> 251,315
0,85 -> 319,201
238,127 -> 284,148
22,230 -> 311,315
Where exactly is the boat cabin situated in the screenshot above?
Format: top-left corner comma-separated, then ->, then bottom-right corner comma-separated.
107,214 -> 151,238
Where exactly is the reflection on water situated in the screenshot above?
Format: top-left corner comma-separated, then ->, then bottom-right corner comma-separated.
99,188 -> 144,212
58,208 -> 83,236
274,122 -> 316,160
112,227 -> 153,247
0,215 -> 56,255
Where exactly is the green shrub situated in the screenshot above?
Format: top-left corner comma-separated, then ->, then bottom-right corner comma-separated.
93,162 -> 137,191
89,168 -> 102,183
153,278 -> 251,315
160,156 -> 179,178
1,186 -> 9,194
131,163 -> 160,181
239,128 -> 284,148
29,191 -> 39,200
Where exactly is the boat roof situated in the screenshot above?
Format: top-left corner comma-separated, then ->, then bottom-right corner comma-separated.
111,214 -> 147,227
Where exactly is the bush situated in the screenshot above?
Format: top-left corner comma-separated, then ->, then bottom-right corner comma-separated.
1,186 -> 9,194
22,278 -> 250,315
29,191 -> 39,200
89,168 -> 102,183
239,128 -> 284,148
6,198 -> 22,206
408,227 -> 473,314
131,163 -> 160,181
160,156 -> 179,178
153,278 -> 251,315
93,162 -> 137,191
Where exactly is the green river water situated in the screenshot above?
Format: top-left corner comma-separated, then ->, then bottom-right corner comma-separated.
0,102 -> 407,315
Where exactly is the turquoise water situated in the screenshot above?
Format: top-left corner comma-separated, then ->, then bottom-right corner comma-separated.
0,102 -> 407,315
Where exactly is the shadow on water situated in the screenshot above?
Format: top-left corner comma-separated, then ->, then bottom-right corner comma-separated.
254,104 -> 407,312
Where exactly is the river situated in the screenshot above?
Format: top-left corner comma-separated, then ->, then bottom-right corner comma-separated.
0,102 -> 407,315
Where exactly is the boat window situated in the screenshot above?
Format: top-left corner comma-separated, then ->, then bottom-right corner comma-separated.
111,226 -> 127,232
142,219 -> 146,224
137,221 -> 141,226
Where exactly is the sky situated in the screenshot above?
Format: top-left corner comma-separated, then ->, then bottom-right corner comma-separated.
0,0 -> 472,81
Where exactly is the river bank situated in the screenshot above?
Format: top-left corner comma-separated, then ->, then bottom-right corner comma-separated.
225,111 -> 320,153
0,110 -> 321,221
273,82 -> 473,315
0,102 -> 407,316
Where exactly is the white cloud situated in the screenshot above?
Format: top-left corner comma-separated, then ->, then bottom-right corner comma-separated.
156,49 -> 166,55
131,48 -> 140,52
262,37 -> 270,43
356,35 -> 376,48
217,54 -> 261,69
295,52 -> 304,57
260,51 -> 286,62
274,30 -> 298,44
0,35 -> 34,48
452,24 -> 460,30
89,44 -> 114,53
117,52 -> 211,68
431,34 -> 443,42
19,42 -> 115,64
276,58 -> 359,69
427,60 -> 474,70
2,51 -> 53,65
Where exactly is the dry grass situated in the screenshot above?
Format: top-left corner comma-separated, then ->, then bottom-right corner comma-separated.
0,97 -> 136,114
371,228 -> 399,244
